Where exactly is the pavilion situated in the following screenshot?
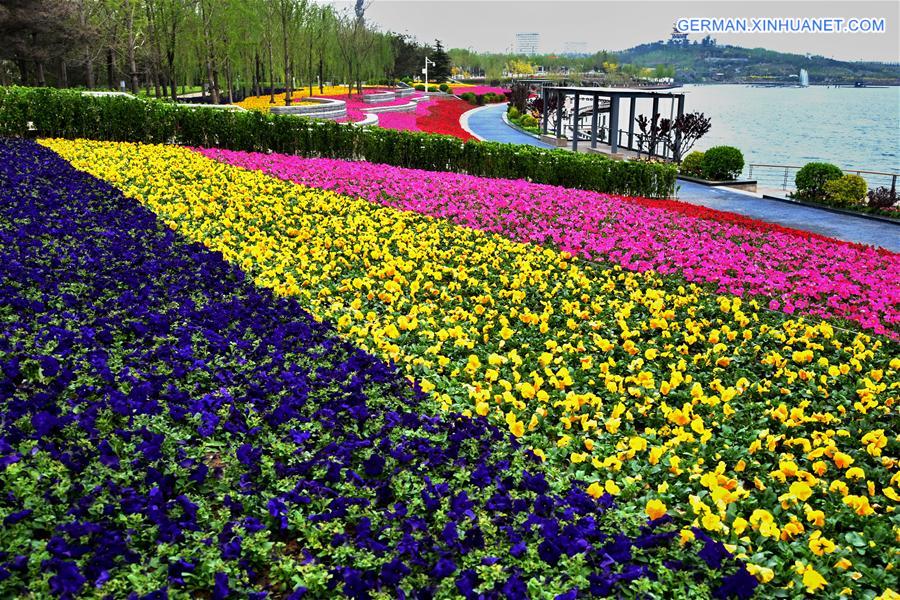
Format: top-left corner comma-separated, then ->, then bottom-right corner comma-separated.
540,86 -> 686,158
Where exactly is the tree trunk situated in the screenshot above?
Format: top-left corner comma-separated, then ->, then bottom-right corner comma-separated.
283,31 -> 292,106
59,59 -> 68,88
107,48 -> 115,90
268,43 -> 275,103
200,1 -> 220,104
225,58 -> 234,104
127,2 -> 140,94
253,51 -> 261,97
318,56 -> 324,93
79,0 -> 94,89
36,61 -> 46,87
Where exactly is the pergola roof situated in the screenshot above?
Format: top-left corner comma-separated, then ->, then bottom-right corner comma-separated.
544,86 -> 685,99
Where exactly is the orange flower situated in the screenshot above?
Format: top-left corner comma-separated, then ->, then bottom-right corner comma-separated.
645,499 -> 667,521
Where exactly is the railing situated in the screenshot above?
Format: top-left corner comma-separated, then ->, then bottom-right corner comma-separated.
748,163 -> 899,192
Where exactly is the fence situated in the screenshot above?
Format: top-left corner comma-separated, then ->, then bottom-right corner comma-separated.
747,163 -> 898,192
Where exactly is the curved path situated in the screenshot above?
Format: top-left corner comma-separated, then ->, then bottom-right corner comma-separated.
462,102 -> 898,251
462,103 -> 553,147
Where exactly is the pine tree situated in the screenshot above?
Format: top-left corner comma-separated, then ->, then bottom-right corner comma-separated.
430,39 -> 451,83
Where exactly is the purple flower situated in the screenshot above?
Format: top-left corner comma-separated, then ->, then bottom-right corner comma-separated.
713,567 -> 759,599
212,572 -> 230,599
432,557 -> 457,579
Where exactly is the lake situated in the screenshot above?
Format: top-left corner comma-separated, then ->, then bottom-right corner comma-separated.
679,84 -> 899,187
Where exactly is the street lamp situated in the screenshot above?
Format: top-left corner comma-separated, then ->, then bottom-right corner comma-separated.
423,56 -> 435,91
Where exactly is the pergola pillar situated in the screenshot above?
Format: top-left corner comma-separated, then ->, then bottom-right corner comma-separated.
608,95 -> 620,154
590,95 -> 599,148
555,90 -> 563,138
571,92 -> 580,151
541,86 -> 548,135
627,97 -> 636,150
673,94 -> 686,160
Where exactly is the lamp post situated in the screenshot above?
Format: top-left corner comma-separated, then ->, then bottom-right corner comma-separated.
423,56 -> 435,91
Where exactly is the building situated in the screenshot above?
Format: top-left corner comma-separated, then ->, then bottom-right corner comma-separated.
669,24 -> 689,46
563,41 -> 588,56
516,32 -> 540,56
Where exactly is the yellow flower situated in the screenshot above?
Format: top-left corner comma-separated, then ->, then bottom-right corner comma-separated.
801,565 -> 827,593
605,480 -> 621,495
789,481 -> 814,502
845,467 -> 865,480
586,481 -> 604,499
645,499 -> 667,521
833,451 -> 854,469
499,326 -> 514,340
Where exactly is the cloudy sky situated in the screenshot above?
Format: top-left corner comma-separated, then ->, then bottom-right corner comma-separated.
326,0 -> 900,62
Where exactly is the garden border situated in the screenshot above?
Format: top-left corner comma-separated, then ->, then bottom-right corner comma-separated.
760,193 -> 900,226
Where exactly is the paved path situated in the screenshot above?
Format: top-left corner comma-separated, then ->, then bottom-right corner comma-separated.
462,103 -> 553,148
460,102 -> 897,251
676,180 -> 898,251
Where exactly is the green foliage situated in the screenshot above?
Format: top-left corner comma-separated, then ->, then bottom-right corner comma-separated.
794,162 -> 843,201
459,92 -> 475,104
507,106 -> 521,120
679,151 -> 705,177
0,86 -> 677,198
823,174 -> 868,207
520,114 -> 538,128
700,146 -> 744,181
414,84 -> 425,91
438,83 -> 449,92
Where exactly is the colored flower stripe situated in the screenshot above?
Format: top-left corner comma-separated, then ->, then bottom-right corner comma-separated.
41,139 -> 899,595
0,138 -> 755,598
377,97 -> 477,140
199,149 -> 900,338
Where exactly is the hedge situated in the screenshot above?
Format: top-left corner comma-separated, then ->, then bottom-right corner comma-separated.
0,86 -> 677,198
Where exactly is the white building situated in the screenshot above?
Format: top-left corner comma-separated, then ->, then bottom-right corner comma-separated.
516,32 -> 540,56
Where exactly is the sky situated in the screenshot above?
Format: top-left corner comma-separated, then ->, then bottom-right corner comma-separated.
324,0 -> 900,63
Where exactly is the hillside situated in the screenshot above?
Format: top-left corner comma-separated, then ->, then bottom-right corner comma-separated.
618,41 -> 899,85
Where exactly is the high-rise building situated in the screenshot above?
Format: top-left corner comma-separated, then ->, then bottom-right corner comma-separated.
516,32 -> 540,56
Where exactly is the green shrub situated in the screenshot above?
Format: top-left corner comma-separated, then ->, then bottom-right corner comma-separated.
701,146 -> 744,181
823,174 -> 867,207
0,86 -> 678,198
794,162 -> 843,201
460,92 -> 476,104
427,85 -> 439,92
414,84 -> 426,91
679,151 -> 705,177
438,83 -> 449,92
520,114 -> 538,128
507,106 -> 521,120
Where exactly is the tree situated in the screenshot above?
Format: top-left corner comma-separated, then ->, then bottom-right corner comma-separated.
429,39 -> 450,82
661,112 -> 712,163
0,0 -> 86,86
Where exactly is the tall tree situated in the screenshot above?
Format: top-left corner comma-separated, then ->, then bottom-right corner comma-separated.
429,40 -> 451,83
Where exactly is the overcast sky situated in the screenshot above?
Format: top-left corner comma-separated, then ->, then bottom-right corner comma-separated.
325,0 -> 900,62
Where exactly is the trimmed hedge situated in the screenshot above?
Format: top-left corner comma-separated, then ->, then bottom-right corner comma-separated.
0,86 -> 677,198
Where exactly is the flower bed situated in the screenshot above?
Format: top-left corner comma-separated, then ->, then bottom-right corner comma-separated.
199,150 -> 900,338
376,97 -> 476,140
452,86 -> 511,96
0,138 -> 757,598
41,138 -> 899,596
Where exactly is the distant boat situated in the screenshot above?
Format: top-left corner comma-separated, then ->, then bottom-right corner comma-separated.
799,69 -> 809,87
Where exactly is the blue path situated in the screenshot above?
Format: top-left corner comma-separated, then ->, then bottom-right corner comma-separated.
676,180 -> 898,252
463,103 -> 553,148
462,102 -> 897,251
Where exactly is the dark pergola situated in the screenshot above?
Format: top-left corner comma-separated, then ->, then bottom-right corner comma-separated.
541,86 -> 686,156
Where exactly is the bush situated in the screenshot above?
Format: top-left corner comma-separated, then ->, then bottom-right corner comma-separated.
414,84 -> 425,91
438,83 -> 449,92
794,162 -> 842,201
520,114 -> 538,128
823,174 -> 867,207
680,151 -> 705,177
507,106 -> 521,120
867,186 -> 898,209
0,86 -> 678,199
460,92 -> 475,104
701,146 -> 744,181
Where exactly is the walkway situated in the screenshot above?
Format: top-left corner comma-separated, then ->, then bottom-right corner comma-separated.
460,102 -> 897,251
462,103 -> 553,148
676,180 -> 898,251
